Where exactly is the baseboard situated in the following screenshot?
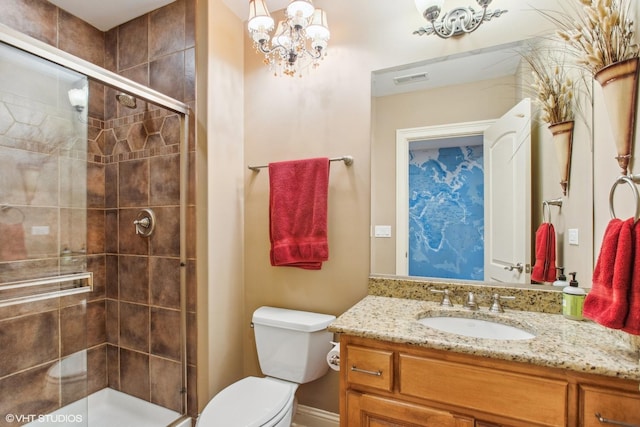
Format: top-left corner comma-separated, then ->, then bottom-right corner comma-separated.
292,404 -> 339,427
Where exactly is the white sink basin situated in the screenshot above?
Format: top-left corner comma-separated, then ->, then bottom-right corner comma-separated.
417,316 -> 536,340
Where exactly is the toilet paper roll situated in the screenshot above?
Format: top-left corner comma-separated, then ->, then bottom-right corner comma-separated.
326,342 -> 340,371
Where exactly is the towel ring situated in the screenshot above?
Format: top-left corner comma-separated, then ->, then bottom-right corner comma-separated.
0,205 -> 25,224
543,203 -> 552,223
542,198 -> 562,223
609,175 -> 640,223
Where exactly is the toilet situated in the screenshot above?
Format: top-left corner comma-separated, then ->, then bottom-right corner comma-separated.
198,306 -> 336,427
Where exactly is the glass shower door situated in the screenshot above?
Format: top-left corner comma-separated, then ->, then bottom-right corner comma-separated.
0,40 -> 90,427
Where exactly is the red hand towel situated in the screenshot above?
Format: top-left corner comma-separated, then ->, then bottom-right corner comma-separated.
531,223 -> 556,283
584,218 -> 634,329
622,220 -> 640,335
0,222 -> 27,261
269,158 -> 330,270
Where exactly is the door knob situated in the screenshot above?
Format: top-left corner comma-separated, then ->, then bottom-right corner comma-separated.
504,262 -> 524,273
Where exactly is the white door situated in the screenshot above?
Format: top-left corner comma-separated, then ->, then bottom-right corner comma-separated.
483,98 -> 531,283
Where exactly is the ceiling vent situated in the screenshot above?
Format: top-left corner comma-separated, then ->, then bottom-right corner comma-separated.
393,72 -> 429,85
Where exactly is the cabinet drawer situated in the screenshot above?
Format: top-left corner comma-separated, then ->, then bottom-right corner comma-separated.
399,354 -> 568,426
346,345 -> 394,392
581,385 -> 640,427
347,391 -> 474,427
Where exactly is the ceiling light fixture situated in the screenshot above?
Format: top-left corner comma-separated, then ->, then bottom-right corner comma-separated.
248,0 -> 330,77
413,0 -> 507,39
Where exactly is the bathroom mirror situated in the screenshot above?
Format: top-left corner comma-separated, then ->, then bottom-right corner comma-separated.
370,39 -> 594,286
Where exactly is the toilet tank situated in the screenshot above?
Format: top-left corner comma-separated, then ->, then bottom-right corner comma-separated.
252,306 -> 336,384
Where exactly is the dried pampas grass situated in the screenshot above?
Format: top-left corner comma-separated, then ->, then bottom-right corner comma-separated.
551,0 -> 639,74
523,50 -> 575,124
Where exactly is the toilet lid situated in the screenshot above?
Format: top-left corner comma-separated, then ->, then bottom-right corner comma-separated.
199,377 -> 294,427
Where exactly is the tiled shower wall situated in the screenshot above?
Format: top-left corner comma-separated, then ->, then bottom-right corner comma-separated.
1,0 -> 198,419
89,108 -> 190,412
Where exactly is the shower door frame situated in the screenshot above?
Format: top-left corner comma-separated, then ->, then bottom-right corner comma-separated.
0,23 -> 192,423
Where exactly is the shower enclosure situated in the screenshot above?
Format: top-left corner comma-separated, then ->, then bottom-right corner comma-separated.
0,24 -> 191,427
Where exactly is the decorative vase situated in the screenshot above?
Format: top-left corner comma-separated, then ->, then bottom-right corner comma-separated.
594,57 -> 639,176
18,163 -> 41,205
548,121 -> 574,196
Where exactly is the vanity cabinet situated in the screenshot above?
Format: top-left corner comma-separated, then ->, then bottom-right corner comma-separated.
340,335 -> 640,427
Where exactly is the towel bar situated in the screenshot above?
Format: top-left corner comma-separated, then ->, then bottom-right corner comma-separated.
248,155 -> 354,172
609,175 -> 640,223
0,272 -> 93,307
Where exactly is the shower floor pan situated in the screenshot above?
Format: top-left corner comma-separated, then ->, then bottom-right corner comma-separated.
26,388 -> 189,427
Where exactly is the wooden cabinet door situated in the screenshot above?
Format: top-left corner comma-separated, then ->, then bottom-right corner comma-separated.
580,385 -> 640,427
346,391 -> 474,427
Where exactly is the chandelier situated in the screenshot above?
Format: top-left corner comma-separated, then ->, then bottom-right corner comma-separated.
413,0 -> 507,39
248,0 -> 330,77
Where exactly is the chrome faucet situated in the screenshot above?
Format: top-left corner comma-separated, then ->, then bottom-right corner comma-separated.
430,289 -> 453,307
489,294 -> 516,313
463,292 -> 479,310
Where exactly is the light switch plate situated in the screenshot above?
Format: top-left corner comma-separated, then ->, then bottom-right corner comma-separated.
31,226 -> 50,235
568,228 -> 579,245
374,225 -> 392,238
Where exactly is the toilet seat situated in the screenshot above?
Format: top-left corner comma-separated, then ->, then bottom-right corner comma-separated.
198,376 -> 296,427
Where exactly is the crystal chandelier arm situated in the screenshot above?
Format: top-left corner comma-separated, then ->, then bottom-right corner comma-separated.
256,39 -> 286,56
305,44 -> 324,60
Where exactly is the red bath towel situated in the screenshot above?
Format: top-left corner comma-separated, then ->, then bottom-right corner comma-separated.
0,222 -> 27,261
584,218 -> 634,329
531,223 -> 556,283
268,158 -> 330,270
622,220 -> 640,335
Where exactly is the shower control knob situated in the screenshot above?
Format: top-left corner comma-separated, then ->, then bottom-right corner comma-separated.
133,208 -> 156,237
134,217 -> 150,229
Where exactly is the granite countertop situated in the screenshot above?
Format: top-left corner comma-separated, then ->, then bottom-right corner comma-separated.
329,295 -> 640,381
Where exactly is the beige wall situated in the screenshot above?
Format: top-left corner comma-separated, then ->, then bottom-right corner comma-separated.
591,0 -> 640,265
195,0 -> 246,411
242,10 -> 372,413
533,80 -> 595,284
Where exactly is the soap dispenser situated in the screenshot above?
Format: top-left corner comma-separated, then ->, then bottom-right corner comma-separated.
553,267 -> 568,287
562,272 -> 586,321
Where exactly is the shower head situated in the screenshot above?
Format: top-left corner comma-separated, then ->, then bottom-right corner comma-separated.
115,93 -> 137,109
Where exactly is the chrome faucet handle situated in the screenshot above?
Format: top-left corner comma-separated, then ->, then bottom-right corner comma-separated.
489,293 -> 516,313
463,292 -> 479,310
430,289 -> 453,307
